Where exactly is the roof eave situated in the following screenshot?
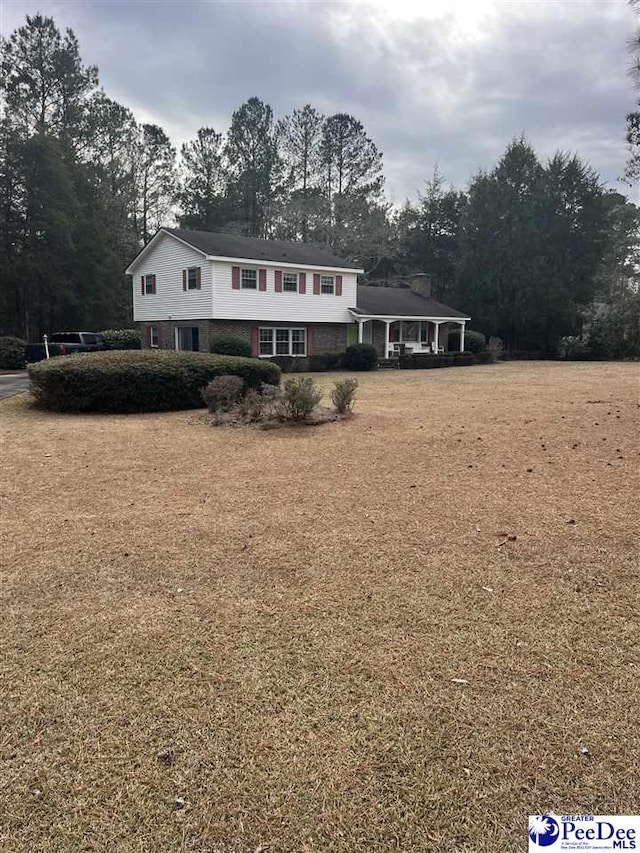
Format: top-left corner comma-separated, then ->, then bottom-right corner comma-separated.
349,309 -> 470,321
206,255 -> 363,274
125,228 -> 208,274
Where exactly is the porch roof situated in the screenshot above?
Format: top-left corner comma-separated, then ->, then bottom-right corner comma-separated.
353,285 -> 469,321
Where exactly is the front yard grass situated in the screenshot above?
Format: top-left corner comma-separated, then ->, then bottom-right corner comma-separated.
1,362 -> 638,852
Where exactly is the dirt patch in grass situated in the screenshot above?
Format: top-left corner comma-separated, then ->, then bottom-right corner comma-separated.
1,363 -> 638,852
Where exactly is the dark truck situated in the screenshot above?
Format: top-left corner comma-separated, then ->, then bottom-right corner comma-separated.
25,332 -> 105,363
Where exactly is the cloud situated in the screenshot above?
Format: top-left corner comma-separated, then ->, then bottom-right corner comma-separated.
2,0 -> 636,200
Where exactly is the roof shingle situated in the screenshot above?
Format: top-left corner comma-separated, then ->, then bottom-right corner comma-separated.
164,228 -> 363,270
354,285 -> 469,319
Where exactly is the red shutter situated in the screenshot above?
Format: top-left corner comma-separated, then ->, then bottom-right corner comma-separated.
313,274 -> 320,295
232,266 -> 240,289
196,267 -> 201,289
306,326 -> 314,356
336,275 -> 342,296
182,269 -> 187,291
274,270 -> 282,293
251,326 -> 260,356
141,275 -> 145,295
152,274 -> 157,294
299,272 -> 306,294
259,269 -> 267,291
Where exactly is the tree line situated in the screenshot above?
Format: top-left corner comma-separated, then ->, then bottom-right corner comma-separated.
0,13 -> 637,355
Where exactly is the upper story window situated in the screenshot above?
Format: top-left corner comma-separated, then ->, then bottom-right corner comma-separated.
283,272 -> 298,293
241,268 -> 257,289
142,274 -> 156,295
187,267 -> 199,290
320,275 -> 334,294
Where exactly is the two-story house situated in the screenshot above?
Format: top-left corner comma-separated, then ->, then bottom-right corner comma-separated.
126,229 -> 470,358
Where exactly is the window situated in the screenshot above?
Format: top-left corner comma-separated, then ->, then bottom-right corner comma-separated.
259,328 -> 274,356
144,274 -> 156,295
149,325 -> 159,348
320,275 -> 334,294
175,326 -> 199,352
283,272 -> 298,293
241,268 -> 257,289
258,327 -> 306,357
187,267 -> 199,290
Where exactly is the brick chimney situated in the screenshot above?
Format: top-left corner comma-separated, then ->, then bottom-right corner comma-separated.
410,273 -> 432,298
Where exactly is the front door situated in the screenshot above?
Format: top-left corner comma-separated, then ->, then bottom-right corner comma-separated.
175,326 -> 200,351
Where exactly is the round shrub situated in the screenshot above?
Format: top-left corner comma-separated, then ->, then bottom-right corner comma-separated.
28,350 -> 281,413
448,328 -> 485,354
209,335 -> 252,357
342,343 -> 378,371
0,336 -> 26,369
99,329 -> 141,350
202,374 -> 245,412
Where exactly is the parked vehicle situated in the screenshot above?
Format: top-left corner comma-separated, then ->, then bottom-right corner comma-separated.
25,332 -> 105,363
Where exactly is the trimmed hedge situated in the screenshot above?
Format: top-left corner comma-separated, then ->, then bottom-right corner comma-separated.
0,336 -> 26,369
209,335 -> 252,357
99,329 -> 141,350
342,343 -> 378,371
448,328 -> 486,354
399,352 -> 489,369
28,350 -> 281,413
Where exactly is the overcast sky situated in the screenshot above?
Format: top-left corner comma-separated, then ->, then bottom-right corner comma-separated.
1,0 -> 637,203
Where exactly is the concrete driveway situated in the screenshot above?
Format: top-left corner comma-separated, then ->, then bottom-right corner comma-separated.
0,372 -> 29,399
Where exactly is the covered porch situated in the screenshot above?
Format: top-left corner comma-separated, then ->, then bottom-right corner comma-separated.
351,315 -> 467,359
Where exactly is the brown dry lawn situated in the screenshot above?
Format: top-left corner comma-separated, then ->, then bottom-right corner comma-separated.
1,362 -> 639,852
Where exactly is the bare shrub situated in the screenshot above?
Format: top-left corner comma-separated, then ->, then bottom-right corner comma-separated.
331,378 -> 358,414
487,337 -> 504,364
201,374 -> 244,413
281,377 -> 322,421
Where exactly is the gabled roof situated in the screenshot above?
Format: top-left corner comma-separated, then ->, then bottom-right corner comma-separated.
354,285 -> 470,319
127,227 -> 364,272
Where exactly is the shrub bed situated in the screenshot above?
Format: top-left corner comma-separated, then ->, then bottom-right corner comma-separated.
0,336 -> 26,369
28,350 -> 281,413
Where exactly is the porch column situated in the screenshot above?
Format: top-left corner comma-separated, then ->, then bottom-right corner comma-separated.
433,321 -> 440,353
358,320 -> 364,343
384,320 -> 391,358
459,322 -> 465,352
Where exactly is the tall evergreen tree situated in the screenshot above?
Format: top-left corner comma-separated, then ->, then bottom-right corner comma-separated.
225,97 -> 281,237
177,127 -> 226,231
277,105 -> 326,241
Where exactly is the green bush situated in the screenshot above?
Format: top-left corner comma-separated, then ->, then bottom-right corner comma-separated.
99,329 -> 141,350
308,352 -> 343,372
331,378 -> 358,414
209,335 -> 252,357
281,377 -> 322,421
448,328 -> 485,353
202,374 -> 245,412
0,336 -> 26,369
342,343 -> 378,371
28,350 -> 281,413
473,351 -> 494,365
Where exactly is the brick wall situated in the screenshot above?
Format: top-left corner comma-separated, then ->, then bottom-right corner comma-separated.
140,320 -> 351,355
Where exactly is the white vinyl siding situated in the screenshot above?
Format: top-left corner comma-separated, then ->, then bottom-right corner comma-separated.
131,231 -> 359,325
132,232 -> 212,322
213,263 -> 357,323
